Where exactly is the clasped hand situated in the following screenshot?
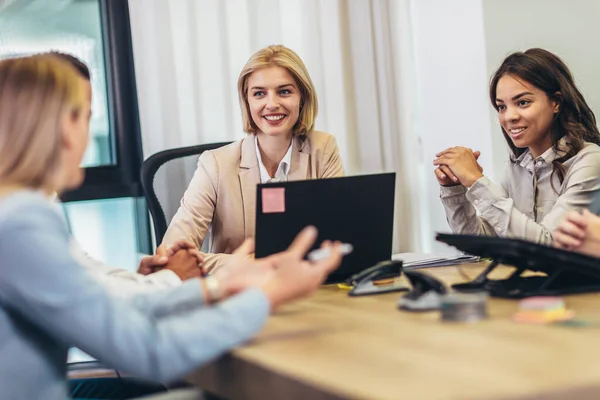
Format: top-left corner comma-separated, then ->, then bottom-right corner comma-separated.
138,240 -> 204,280
433,146 -> 483,188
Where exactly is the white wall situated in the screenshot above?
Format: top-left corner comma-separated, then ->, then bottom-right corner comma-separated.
408,0 -> 495,253
482,0 -> 600,179
408,0 -> 600,253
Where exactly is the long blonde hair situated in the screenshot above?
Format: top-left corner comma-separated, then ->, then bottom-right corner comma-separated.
0,54 -> 85,192
237,45 -> 318,136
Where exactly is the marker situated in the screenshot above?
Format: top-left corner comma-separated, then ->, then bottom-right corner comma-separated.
307,243 -> 353,261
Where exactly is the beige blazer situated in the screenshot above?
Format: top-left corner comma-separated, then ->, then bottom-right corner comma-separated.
162,130 -> 344,272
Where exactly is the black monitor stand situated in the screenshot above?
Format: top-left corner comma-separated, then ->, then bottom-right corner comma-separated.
436,233 -> 600,299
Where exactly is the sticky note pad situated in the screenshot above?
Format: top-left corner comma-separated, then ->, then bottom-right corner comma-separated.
262,187 -> 285,213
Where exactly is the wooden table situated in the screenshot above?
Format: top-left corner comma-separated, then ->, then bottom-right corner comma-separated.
188,264 -> 600,400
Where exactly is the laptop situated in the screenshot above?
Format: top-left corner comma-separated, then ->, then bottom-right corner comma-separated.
255,173 -> 396,283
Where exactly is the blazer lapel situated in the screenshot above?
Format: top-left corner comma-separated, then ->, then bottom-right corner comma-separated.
288,135 -> 310,181
239,136 -> 259,238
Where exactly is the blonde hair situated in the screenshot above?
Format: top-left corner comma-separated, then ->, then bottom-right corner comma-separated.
0,54 -> 85,191
237,45 -> 318,136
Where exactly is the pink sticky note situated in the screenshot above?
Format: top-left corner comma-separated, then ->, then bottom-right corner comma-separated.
262,187 -> 286,213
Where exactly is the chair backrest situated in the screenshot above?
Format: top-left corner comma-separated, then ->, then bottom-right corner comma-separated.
140,142 -> 232,248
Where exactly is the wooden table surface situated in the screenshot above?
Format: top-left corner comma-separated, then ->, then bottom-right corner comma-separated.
189,263 -> 600,400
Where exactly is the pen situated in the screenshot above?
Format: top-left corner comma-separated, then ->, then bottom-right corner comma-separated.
307,243 -> 353,261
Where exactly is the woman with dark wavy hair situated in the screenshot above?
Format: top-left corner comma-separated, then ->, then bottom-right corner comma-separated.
433,48 -> 600,244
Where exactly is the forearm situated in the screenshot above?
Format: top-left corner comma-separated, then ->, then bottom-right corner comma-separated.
0,204 -> 270,382
31,283 -> 268,381
86,266 -> 182,298
101,288 -> 270,381
71,240 -> 181,297
126,278 -> 207,316
466,177 -> 552,244
440,185 -> 493,236
3,235 -> 268,382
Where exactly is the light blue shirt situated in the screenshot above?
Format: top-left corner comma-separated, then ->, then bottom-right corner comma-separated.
0,190 -> 270,400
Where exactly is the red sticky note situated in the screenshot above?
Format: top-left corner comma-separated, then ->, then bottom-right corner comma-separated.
262,187 -> 286,213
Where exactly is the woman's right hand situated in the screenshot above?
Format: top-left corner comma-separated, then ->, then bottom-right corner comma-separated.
554,209 -> 600,258
215,227 -> 342,310
259,228 -> 341,310
434,150 -> 481,187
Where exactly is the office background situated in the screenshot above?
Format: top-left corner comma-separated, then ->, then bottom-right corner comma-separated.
1,0 -> 599,272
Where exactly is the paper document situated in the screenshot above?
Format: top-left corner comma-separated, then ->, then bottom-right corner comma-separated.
392,252 -> 479,269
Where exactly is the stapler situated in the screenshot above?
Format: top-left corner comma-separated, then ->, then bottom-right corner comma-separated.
397,270 -> 447,311
347,260 -> 405,296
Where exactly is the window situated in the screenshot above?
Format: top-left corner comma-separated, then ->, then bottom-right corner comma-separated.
0,0 -> 151,258
0,0 -> 112,167
63,198 -> 145,272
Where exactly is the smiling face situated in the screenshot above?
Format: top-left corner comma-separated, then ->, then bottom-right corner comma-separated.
246,66 -> 302,138
495,74 -> 560,158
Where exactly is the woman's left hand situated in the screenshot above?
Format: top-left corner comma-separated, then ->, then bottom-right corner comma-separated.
433,147 -> 484,187
138,240 -> 203,275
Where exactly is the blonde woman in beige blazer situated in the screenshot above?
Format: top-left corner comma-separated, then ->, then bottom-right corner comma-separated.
162,45 -> 344,272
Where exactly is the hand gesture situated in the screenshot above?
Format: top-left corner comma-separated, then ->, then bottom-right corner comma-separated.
211,239 -> 275,297
260,226 -> 342,310
433,147 -> 483,187
213,227 -> 342,310
553,209 -> 600,258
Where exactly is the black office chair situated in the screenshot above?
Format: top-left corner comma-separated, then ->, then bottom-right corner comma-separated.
140,142 -> 232,248
68,361 -> 169,399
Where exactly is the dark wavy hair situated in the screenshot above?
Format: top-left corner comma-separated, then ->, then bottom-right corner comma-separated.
489,48 -> 600,187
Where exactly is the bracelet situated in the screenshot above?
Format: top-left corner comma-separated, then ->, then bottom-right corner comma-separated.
204,276 -> 223,304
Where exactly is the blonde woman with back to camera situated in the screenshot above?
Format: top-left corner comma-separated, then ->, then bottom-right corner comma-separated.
0,54 -> 342,400
162,45 -> 345,273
